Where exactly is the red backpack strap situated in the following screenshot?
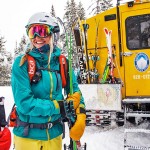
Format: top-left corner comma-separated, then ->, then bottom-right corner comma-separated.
59,55 -> 68,88
26,54 -> 36,82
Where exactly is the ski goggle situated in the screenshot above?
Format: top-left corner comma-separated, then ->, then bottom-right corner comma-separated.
26,24 -> 53,39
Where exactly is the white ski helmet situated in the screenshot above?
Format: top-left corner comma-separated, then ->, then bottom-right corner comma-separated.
25,12 -> 60,33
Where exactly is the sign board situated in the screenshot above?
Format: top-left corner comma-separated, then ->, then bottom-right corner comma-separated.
79,84 -> 122,111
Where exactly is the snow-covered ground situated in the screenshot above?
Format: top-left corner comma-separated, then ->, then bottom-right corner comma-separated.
1,86 -> 150,150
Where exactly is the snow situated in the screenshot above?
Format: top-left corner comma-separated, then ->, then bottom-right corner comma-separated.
0,86 -> 150,150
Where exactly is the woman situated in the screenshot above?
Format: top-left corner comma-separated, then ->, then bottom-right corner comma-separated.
11,12 -> 86,150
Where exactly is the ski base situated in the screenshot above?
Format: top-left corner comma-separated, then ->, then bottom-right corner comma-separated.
86,109 -> 124,128
64,143 -> 87,150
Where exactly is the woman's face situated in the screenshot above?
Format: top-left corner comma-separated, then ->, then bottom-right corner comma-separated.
31,35 -> 51,49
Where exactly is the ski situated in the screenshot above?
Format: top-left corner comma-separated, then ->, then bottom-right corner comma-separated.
73,26 -> 88,84
86,110 -> 111,126
57,17 -> 86,150
86,120 -> 111,127
100,58 -> 110,83
86,109 -> 115,114
61,17 -> 79,150
91,19 -> 100,83
101,28 -> 115,83
83,23 -> 91,83
86,109 -> 124,127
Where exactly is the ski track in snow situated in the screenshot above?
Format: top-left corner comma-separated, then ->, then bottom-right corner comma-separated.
1,86 -> 150,150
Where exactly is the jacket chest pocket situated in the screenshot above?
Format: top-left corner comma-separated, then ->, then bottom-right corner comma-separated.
49,71 -> 62,92
31,70 -> 62,99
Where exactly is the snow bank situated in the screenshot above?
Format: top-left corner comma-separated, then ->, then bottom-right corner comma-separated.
1,86 -> 150,150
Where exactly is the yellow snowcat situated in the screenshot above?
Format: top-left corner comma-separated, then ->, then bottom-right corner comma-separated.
73,0 -> 150,135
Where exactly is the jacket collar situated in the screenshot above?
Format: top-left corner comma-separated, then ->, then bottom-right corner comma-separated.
28,45 -> 61,59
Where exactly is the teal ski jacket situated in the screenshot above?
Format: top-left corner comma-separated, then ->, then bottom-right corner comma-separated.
11,45 -> 85,140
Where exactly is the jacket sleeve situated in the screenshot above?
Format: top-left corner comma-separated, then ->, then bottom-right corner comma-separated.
11,56 -> 60,117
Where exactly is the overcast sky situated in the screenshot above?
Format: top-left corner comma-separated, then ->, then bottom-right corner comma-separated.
0,0 -> 116,52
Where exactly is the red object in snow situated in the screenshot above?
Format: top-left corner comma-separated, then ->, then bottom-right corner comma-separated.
0,127 -> 11,150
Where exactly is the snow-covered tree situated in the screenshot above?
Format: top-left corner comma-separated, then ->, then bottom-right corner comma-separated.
63,0 -> 78,30
14,35 -> 27,58
77,1 -> 86,20
0,36 -> 6,52
62,0 -> 87,68
88,0 -> 113,15
61,0 -> 72,56
101,0 -> 113,12
0,35 -> 13,85
63,0 -> 77,67
50,5 -> 56,17
70,0 -> 78,26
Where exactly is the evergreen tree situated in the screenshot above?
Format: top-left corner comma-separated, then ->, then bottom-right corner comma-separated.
50,5 -> 56,17
70,0 -> 77,25
88,0 -> 113,15
0,35 -> 13,85
64,1 -> 70,20
77,1 -> 86,20
63,0 -> 77,30
63,0 -> 78,67
101,0 -> 113,12
13,41 -> 18,58
14,35 -> 27,58
0,37 -> 6,51
62,0 -> 87,69
61,0 -> 71,56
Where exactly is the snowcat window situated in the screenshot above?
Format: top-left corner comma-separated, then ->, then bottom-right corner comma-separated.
126,14 -> 150,50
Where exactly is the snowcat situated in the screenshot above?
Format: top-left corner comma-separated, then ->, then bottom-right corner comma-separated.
73,0 -> 150,130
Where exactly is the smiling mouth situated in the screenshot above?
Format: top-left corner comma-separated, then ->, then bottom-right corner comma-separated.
36,41 -> 45,44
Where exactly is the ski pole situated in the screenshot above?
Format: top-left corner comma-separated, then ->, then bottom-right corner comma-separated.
69,24 -> 79,150
69,32 -> 73,95
56,16 -> 80,150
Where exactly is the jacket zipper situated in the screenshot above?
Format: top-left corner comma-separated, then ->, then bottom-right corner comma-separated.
46,72 -> 53,140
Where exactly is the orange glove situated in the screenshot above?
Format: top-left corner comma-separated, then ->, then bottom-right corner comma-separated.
66,92 -> 81,109
70,106 -> 86,141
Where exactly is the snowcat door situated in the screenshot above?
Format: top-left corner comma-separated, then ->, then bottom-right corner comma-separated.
122,10 -> 150,97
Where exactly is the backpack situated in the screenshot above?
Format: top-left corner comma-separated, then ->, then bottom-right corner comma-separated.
26,54 -> 68,87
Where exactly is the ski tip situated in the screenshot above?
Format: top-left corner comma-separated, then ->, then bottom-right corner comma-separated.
104,28 -> 108,34
109,30 -> 112,35
104,28 -> 112,36
104,28 -> 109,35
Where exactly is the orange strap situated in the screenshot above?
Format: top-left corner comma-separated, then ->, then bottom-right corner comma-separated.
26,54 -> 67,87
8,106 -> 17,127
59,55 -> 68,88
26,54 -> 36,82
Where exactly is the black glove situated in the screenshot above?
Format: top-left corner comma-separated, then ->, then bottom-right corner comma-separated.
58,100 -> 69,118
0,97 -> 8,127
58,100 -> 76,123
